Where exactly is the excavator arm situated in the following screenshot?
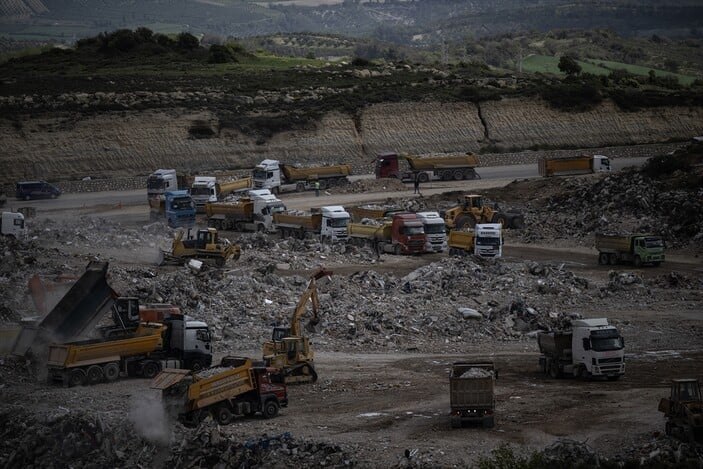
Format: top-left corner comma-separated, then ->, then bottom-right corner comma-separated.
288,268 -> 332,337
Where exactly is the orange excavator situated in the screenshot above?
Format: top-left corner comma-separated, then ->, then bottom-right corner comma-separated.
262,267 -> 332,384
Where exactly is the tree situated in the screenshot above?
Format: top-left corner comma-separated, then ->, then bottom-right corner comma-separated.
177,32 -> 200,50
558,55 -> 582,77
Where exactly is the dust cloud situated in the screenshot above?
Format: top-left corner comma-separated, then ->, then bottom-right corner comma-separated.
128,391 -> 172,445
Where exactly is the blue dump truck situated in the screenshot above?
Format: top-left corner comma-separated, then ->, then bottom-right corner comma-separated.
149,190 -> 196,228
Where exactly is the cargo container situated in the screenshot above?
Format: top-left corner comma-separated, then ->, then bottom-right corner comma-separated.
538,155 -> 610,177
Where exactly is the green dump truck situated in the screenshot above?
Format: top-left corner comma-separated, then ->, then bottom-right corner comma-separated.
595,233 -> 665,267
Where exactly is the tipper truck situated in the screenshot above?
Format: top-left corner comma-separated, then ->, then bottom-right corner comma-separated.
1,211 -> 26,238
190,176 -> 253,212
205,189 -> 286,233
253,159 -> 352,194
349,204 -> 404,223
416,211 -> 447,253
375,152 -> 480,182
448,224 -> 503,257
595,233 -> 664,267
538,318 -> 625,380
449,362 -> 496,428
538,155 -> 611,177
348,213 -> 426,255
274,206 -> 350,242
149,190 -> 196,228
46,312 -> 213,387
152,356 -> 288,426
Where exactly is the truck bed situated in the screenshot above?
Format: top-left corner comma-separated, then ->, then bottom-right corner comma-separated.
205,201 -> 253,218
537,331 -> 573,358
449,362 -> 495,409
273,211 -> 322,230
406,154 -> 478,170
538,156 -> 592,177
595,233 -> 634,252
348,222 -> 391,239
282,164 -> 351,181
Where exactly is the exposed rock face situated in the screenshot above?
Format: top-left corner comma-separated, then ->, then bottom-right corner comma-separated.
2,97 -> 702,183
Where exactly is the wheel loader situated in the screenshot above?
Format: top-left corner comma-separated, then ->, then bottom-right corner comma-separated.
443,194 -> 524,230
262,268 -> 332,384
658,379 -> 703,443
162,228 -> 240,267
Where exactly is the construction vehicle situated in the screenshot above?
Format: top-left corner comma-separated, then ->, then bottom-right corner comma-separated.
443,194 -> 524,230
658,379 -> 703,443
375,152 -> 480,182
146,169 -> 192,200
448,224 -> 503,257
595,233 -> 665,267
415,211 -> 447,253
190,176 -> 253,212
1,211 -> 26,238
47,310 -> 213,387
152,356 -> 288,426
538,155 -> 611,177
149,190 -> 196,228
274,206 -> 350,242
263,268 -> 332,384
349,204 -> 404,223
348,213 -> 426,255
205,189 -> 286,233
162,228 -> 240,267
253,159 -> 351,194
449,362 -> 496,428
538,318 -> 625,380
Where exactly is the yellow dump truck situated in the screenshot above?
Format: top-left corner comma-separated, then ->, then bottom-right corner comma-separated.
253,159 -> 352,194
152,357 -> 288,426
205,190 -> 286,233
447,230 -> 475,255
538,155 -> 611,177
375,152 -> 480,182
349,204 -> 404,222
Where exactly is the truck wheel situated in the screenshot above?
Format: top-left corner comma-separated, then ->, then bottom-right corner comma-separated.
394,244 -> 402,255
86,365 -> 104,384
509,215 -> 524,229
141,361 -> 160,379
262,400 -> 279,419
441,171 -> 452,181
103,362 -> 120,382
464,169 -> 477,180
296,182 -> 305,192
69,368 -> 86,387
634,255 -> 642,267
549,362 -> 560,379
598,253 -> 609,265
450,417 -> 462,429
608,254 -> 618,265
418,173 -> 430,183
482,416 -> 495,429
214,406 -> 233,425
492,214 -> 508,228
453,170 -> 463,181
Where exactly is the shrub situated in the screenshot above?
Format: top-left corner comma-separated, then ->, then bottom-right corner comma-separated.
351,56 -> 371,66
642,153 -> 692,178
177,33 -> 200,50
541,81 -> 603,111
208,44 -> 238,63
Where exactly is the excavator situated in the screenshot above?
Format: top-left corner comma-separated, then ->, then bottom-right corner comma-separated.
444,194 -> 524,230
262,267 -> 332,384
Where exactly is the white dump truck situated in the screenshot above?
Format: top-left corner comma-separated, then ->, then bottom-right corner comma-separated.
415,211 -> 447,253
274,206 -> 350,242
1,212 -> 26,238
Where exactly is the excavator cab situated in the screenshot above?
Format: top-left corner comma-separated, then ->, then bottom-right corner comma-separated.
463,195 -> 484,210
672,379 -> 702,403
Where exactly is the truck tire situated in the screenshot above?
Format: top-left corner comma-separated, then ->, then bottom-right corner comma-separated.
598,253 -> 608,265
418,173 -> 430,183
453,169 -> 463,181
608,253 -> 618,265
492,214 -> 508,228
86,365 -> 104,384
482,416 -> 495,429
455,215 -> 475,230
634,255 -> 642,267
441,171 -> 452,181
394,244 -> 402,255
262,400 -> 280,419
296,182 -> 306,192
103,362 -> 120,382
141,361 -> 160,379
214,406 -> 233,425
69,368 -> 86,387
464,169 -> 478,180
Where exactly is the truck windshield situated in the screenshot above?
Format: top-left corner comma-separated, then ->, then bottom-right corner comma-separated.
147,177 -> 164,190
476,236 -> 500,246
645,237 -> 663,248
424,223 -> 445,234
328,218 -> 349,228
171,198 -> 194,210
403,226 -> 424,235
270,204 -> 286,214
253,169 -> 269,179
591,337 -> 624,351
190,187 -> 211,196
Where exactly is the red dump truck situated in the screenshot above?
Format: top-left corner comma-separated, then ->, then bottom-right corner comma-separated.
538,155 -> 611,177
375,152 -> 480,182
152,356 -> 288,427
449,362 -> 496,428
348,213 -> 426,255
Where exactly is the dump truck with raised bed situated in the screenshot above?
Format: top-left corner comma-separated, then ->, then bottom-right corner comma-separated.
538,318 -> 625,380
152,356 -> 287,426
538,155 -> 611,177
46,312 -> 213,387
349,204 -> 404,223
348,213 -> 426,255
274,206 -> 350,242
190,176 -> 253,212
595,233 -> 664,267
375,152 -> 480,182
253,159 -> 351,194
162,228 -> 240,267
444,194 -> 524,230
449,362 -> 496,428
658,379 -> 703,443
205,189 -> 286,233
448,224 -> 502,257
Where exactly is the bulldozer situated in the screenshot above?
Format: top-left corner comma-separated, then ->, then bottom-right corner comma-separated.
443,194 -> 524,230
161,228 -> 240,267
658,378 -> 703,443
262,267 -> 332,384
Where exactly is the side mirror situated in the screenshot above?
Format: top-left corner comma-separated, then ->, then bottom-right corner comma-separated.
582,338 -> 591,351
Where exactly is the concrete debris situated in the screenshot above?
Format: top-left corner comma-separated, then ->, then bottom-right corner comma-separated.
541,438 -> 600,467
459,368 -> 494,378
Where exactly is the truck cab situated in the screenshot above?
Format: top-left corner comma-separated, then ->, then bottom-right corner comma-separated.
416,211 -> 447,253
253,160 -> 283,192
474,223 -> 503,257
249,189 -> 286,231
1,211 -> 26,238
592,155 -> 611,172
165,190 -> 196,228
572,319 -> 625,378
390,213 -> 426,255
320,206 -> 350,241
375,152 -> 401,179
190,176 -> 218,212
147,169 -> 179,199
